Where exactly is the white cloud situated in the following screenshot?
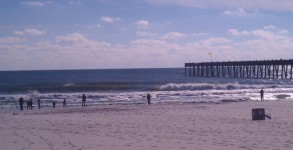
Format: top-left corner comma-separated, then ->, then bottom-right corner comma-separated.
69,1 -> 82,5
135,20 -> 149,29
0,37 -> 25,44
145,0 -> 293,11
263,25 -> 277,30
121,28 -> 129,32
100,16 -> 121,23
21,1 -> 52,7
85,24 -> 102,30
56,33 -> 88,43
225,26 -> 293,60
96,0 -> 114,4
14,28 -> 46,36
199,37 -> 231,45
228,26 -> 289,39
0,33 -> 117,70
160,32 -> 186,40
22,1 -> 44,7
192,32 -> 209,36
136,32 -> 158,37
132,39 -> 167,45
55,33 -> 111,52
278,30 -> 289,34
223,9 -> 256,16
262,25 -> 288,34
228,29 -> 250,36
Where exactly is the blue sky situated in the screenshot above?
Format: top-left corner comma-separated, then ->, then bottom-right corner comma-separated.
1,0 -> 293,70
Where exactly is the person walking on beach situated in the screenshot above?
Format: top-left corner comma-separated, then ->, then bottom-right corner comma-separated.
147,93 -> 151,105
19,97 -> 24,111
63,98 -> 66,107
82,94 -> 86,107
37,99 -> 41,109
260,89 -> 264,101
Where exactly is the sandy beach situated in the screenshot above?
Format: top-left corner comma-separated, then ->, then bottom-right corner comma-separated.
1,100 -> 293,150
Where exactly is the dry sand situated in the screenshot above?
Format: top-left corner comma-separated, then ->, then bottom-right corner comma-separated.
1,100 -> 293,150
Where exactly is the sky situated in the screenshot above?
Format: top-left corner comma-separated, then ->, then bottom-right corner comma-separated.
0,0 -> 293,70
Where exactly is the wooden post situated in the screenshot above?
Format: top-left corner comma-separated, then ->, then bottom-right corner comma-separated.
290,64 -> 293,79
285,65 -> 288,79
185,65 -> 186,76
276,65 -> 278,79
189,66 -> 191,76
272,65 -> 274,79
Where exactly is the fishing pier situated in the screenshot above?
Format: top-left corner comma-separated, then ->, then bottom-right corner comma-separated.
185,59 -> 293,79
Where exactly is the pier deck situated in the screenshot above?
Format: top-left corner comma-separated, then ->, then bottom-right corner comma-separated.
185,59 -> 293,79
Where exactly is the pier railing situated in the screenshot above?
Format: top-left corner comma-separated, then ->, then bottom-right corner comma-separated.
185,59 -> 293,79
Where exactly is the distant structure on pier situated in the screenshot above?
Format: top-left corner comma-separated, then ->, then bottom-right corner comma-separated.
185,59 -> 293,79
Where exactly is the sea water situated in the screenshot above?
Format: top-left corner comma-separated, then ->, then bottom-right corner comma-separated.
0,68 -> 293,110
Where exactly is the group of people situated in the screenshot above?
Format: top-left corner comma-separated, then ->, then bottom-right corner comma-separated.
26,99 -> 33,110
18,93 -> 153,111
18,98 -> 36,111
52,98 -> 68,108
18,94 -> 87,111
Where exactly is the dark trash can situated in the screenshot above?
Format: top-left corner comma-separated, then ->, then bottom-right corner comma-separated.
252,108 -> 265,120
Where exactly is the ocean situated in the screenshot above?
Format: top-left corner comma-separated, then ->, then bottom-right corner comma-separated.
1,68 -> 293,110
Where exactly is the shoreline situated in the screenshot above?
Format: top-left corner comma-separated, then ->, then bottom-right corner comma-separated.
1,100 -> 293,150
0,99 -> 249,113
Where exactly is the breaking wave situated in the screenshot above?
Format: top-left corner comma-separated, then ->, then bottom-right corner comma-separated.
158,82 -> 271,91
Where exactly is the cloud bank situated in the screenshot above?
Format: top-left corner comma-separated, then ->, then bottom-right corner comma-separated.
1,25 -> 293,70
145,0 -> 293,11
100,16 -> 121,23
14,28 -> 46,36
135,20 -> 149,29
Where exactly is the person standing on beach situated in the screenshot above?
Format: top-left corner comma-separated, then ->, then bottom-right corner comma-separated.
53,101 -> 56,108
147,93 -> 151,105
63,98 -> 66,107
260,89 -> 264,101
29,99 -> 33,110
37,99 -> 41,109
82,94 -> 86,107
27,100 -> 30,110
19,97 -> 24,111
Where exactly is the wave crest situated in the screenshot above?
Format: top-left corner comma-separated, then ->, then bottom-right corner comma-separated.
159,83 -> 259,91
